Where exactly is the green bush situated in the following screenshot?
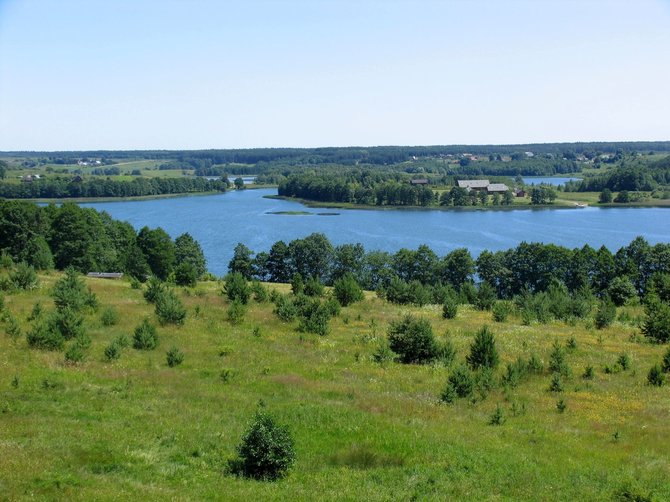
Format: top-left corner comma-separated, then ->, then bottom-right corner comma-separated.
617,353 -> 631,371
104,342 -> 121,361
437,335 -> 456,366
489,405 -> 505,425
53,267 -> 97,312
607,277 -> 637,307
556,398 -> 567,413
27,321 -> 64,351
303,276 -> 325,297
662,347 -> 670,373
641,296 -> 670,343
387,315 -> 439,364
49,307 -> 85,340
273,294 -> 298,322
230,410 -> 296,480
166,346 -> 184,367
333,273 -> 364,307
174,262 -> 198,287
548,339 -> 570,377
595,297 -> 616,329
501,357 -> 529,389
227,300 -> 246,325
475,282 -> 496,311
442,298 -> 458,319
647,364 -> 665,387
100,306 -> 119,326
155,289 -> 187,325
143,276 -> 166,303
492,301 -> 512,323
10,262 -> 38,290
251,281 -> 269,302
133,319 -> 158,350
5,314 -> 21,340
441,365 -> 474,403
298,300 -> 331,336
64,341 -> 86,364
583,365 -> 595,379
549,373 -> 564,392
223,272 -> 251,304
466,325 -> 499,370
372,342 -> 397,366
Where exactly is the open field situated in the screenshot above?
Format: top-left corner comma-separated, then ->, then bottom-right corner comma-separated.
1,273 -> 668,501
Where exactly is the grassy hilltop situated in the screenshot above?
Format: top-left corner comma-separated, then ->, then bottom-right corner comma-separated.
1,272 -> 669,501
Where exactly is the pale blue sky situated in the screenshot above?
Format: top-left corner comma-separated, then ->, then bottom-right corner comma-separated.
1,0 -> 669,150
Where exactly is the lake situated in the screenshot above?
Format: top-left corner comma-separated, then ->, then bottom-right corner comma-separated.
82,188 -> 670,276
522,176 -> 582,186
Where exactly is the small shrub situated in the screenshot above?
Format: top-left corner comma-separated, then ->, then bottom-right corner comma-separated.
647,364 -> 665,387
476,367 -> 497,400
466,325 -> 499,370
252,326 -> 261,337
166,346 -> 184,367
27,321 -> 64,351
556,398 -> 567,413
333,273 -> 364,307
595,297 -> 616,329
583,365 -> 595,379
223,272 -> 251,304
566,336 -> 577,351
489,405 -> 505,425
437,335 -> 456,366
155,289 -> 187,325
527,353 -> 544,374
100,306 -> 119,326
492,301 -> 512,323
5,314 -> 21,340
49,307 -> 85,340
372,342 -> 397,366
662,347 -> 670,373
28,302 -> 43,321
53,267 -> 97,312
298,301 -> 331,336
104,343 -> 121,361
230,410 -> 296,480
174,262 -> 198,287
303,276 -> 325,297
548,339 -> 569,377
442,298 -> 458,319
641,296 -> 670,343
617,353 -> 631,371
227,299 -> 246,325
475,282 -> 496,311
273,294 -> 298,322
441,365 -> 474,403
613,481 -> 654,502
220,368 -> 234,383
143,276 -> 166,303
549,373 -> 564,392
387,315 -> 439,364
133,319 -> 158,350
251,281 -> 269,303
10,262 -> 38,290
501,357 -> 529,389
130,277 -> 142,289
64,342 -> 86,364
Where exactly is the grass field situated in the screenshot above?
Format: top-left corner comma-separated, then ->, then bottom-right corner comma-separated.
1,273 -> 669,501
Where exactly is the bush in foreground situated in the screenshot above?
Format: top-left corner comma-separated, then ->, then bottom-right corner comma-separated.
333,273 -> 364,307
133,319 -> 158,350
229,410 -> 295,481
166,346 -> 184,367
467,325 -> 499,370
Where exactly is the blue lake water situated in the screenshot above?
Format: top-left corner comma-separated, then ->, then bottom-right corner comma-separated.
522,177 -> 582,186
81,188 -> 670,276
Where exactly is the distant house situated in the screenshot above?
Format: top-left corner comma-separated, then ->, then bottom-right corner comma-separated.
87,272 -> 123,279
410,179 -> 429,185
515,189 -> 526,198
457,179 -> 490,191
20,175 -> 40,183
486,183 -> 509,194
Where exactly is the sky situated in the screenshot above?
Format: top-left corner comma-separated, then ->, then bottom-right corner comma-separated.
0,0 -> 669,151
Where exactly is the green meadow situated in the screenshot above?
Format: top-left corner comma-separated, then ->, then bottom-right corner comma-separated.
1,273 -> 668,501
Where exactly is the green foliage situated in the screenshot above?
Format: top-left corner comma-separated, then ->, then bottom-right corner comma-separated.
612,480 -> 655,502
641,296 -> 670,343
661,347 -> 670,373
10,262 -> 38,290
64,341 -> 86,364
291,273 -> 304,295
23,236 -> 54,271
137,226 -> 176,280
5,314 -> 21,340
53,268 -> 97,312
529,185 -> 557,205
298,299 -> 332,336
566,336 -> 577,351
49,307 -> 85,340
387,315 -> 439,364
27,321 -> 64,351
548,340 -> 570,377
647,364 -> 665,387
100,306 -> 119,326
489,405 -> 505,425
227,300 -> 246,325
466,325 -> 499,370
166,346 -> 184,367
501,357 -> 529,389
133,319 -> 158,350
251,281 -> 269,302
104,342 -> 121,361
372,341 -> 397,366
303,276 -> 325,297
174,262 -> 198,287
441,365 -> 474,403
28,302 -> 43,321
556,398 -> 567,413
491,300 -> 512,322
224,272 -> 251,305
549,373 -> 564,392
175,232 -> 207,279
333,273 -> 364,307
155,289 -> 187,325
608,277 -> 637,307
143,276 -> 166,304
439,292 -> 457,319
617,353 -> 631,371
437,335 -> 457,366
595,297 -> 617,330
475,282 -> 496,311
599,188 -> 613,203
583,365 -> 595,379
230,410 -> 296,481
273,294 -> 298,322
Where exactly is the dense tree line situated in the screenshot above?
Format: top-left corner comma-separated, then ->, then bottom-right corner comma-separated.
566,155 -> 670,192
230,234 -> 670,304
0,200 -> 206,280
0,176 -> 227,199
